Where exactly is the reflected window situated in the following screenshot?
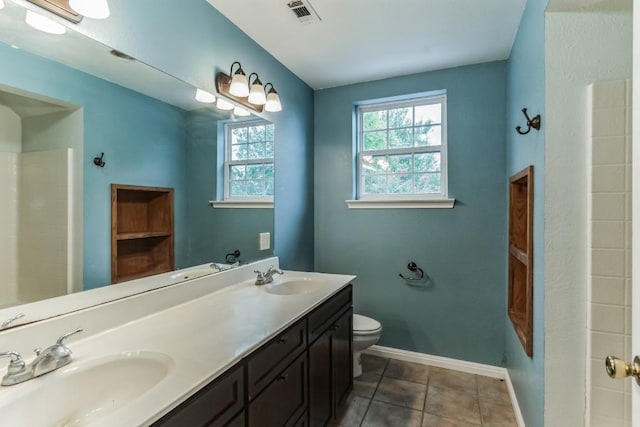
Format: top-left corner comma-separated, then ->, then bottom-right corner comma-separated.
224,120 -> 275,200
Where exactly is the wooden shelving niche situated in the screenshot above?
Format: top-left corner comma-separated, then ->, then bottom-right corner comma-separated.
508,166 -> 534,357
111,184 -> 174,284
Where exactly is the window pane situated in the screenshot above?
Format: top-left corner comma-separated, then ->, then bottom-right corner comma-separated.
265,141 -> 274,158
264,164 -> 274,179
248,143 -> 266,159
232,144 -> 247,161
247,164 -> 264,179
265,179 -> 274,196
363,110 -> 387,130
362,155 -> 388,174
363,131 -> 387,151
265,124 -> 275,141
230,165 -> 245,180
414,152 -> 441,172
415,173 -> 441,194
415,125 -> 441,146
230,181 -> 246,196
388,174 -> 412,194
246,180 -> 265,196
389,128 -> 412,148
248,125 -> 265,142
388,154 -> 412,174
231,127 -> 247,144
414,104 -> 441,125
364,175 -> 386,194
388,107 -> 412,128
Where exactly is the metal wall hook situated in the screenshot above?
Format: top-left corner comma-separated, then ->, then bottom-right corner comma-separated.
93,152 -> 106,167
225,250 -> 241,263
399,261 -> 425,281
515,108 -> 541,135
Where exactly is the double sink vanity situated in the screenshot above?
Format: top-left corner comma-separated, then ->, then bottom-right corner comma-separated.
0,258 -> 355,426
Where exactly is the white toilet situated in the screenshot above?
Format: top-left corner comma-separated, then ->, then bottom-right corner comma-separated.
352,314 -> 382,377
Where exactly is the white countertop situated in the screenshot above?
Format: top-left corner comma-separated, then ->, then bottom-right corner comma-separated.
0,265 -> 355,426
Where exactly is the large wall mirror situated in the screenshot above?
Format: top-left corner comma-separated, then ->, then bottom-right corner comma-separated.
0,0 -> 274,327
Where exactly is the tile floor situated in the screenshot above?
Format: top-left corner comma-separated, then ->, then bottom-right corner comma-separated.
332,354 -> 518,427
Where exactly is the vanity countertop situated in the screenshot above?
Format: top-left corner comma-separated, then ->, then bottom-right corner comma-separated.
0,268 -> 355,426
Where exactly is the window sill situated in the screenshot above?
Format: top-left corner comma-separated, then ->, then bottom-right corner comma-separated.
209,200 -> 274,209
345,198 -> 455,209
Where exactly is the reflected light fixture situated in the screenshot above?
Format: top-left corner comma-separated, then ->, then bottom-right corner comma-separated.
69,0 -> 110,19
233,106 -> 250,117
195,88 -> 216,104
0,0 -> 4,10
247,73 -> 266,105
216,97 -> 235,111
228,62 -> 249,97
264,83 -> 282,112
25,10 -> 66,34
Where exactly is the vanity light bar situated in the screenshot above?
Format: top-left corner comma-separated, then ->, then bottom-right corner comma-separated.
216,62 -> 283,113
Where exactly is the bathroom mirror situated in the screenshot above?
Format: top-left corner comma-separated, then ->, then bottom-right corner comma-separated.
0,0 -> 274,326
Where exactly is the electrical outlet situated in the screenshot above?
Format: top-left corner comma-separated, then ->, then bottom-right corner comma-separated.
259,232 -> 270,250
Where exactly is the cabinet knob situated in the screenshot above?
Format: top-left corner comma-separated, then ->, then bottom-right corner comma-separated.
277,374 -> 289,382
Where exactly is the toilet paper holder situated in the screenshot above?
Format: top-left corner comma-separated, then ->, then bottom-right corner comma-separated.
399,262 -> 424,281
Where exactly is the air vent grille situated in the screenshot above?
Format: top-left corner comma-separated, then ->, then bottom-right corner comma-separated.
286,0 -> 320,24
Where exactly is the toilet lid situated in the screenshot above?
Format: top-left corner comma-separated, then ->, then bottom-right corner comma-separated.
353,314 -> 381,332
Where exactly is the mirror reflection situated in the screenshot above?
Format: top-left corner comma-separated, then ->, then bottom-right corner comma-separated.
0,0 -> 274,315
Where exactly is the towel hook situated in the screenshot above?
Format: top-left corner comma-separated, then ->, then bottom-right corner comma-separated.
399,262 -> 424,281
515,108 -> 541,135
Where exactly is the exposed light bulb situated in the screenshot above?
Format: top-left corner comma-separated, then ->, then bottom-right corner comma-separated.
69,0 -> 110,19
233,106 -> 250,117
195,89 -> 216,104
25,10 -> 66,35
216,98 -> 235,111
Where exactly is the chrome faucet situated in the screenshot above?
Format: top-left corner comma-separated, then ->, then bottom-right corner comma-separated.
0,328 -> 83,386
254,266 -> 284,285
210,261 -> 240,271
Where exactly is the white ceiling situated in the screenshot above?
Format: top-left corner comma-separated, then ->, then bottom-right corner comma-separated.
207,0 -> 527,90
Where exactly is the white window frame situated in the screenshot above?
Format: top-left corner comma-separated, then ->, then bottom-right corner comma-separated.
347,94 -> 454,209
212,119 -> 274,208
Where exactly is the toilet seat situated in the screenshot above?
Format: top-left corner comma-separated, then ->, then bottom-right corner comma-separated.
353,314 -> 381,335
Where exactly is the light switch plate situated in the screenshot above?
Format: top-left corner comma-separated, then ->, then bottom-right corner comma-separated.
259,232 -> 270,250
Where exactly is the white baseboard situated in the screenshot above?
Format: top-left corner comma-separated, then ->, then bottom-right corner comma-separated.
364,345 -> 525,427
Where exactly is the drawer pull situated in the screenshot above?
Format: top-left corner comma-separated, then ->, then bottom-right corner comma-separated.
276,336 -> 288,344
277,374 -> 289,382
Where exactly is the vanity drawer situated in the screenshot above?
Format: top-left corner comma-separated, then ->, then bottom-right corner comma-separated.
248,352 -> 308,427
153,364 -> 244,427
307,285 -> 352,343
247,318 -> 307,400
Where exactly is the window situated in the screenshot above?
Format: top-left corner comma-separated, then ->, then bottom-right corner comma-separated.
350,94 -> 453,208
224,120 -> 274,203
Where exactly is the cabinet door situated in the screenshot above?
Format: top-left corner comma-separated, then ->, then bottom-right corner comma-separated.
308,330 -> 332,427
332,309 -> 353,412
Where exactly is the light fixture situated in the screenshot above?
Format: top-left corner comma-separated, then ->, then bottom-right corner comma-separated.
233,106 -> 250,117
195,88 -> 216,104
264,83 -> 282,112
69,0 -> 110,19
0,0 -> 4,10
25,10 -> 66,34
228,62 -> 249,98
216,97 -> 235,111
247,73 -> 266,105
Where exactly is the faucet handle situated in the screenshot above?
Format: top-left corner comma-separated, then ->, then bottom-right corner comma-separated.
0,351 -> 25,374
254,270 -> 265,278
56,328 -> 83,347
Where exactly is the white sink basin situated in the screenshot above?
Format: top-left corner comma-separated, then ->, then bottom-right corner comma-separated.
0,351 -> 173,426
266,277 -> 325,295
168,268 -> 215,281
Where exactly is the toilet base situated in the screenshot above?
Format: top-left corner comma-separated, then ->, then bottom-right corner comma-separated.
353,350 -> 363,377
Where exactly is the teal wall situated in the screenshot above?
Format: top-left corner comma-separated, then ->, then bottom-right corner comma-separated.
73,0 -> 315,270
314,61 -> 508,365
0,42 -> 189,289
505,0 -> 547,425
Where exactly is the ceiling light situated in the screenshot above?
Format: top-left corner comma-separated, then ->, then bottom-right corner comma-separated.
69,0 -> 110,19
216,98 -> 235,111
228,62 -> 249,98
264,83 -> 282,112
195,88 -> 216,104
247,73 -> 266,105
233,106 -> 250,117
25,10 -> 66,34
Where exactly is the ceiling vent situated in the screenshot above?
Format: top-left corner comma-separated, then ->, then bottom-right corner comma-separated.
286,0 -> 321,24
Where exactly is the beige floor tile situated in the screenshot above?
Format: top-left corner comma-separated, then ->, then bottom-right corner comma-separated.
477,375 -> 511,405
373,376 -> 427,410
384,359 -> 430,385
424,385 -> 482,425
479,398 -> 518,426
362,400 -> 423,427
422,412 -> 480,427
362,354 -> 389,375
354,372 -> 381,399
428,367 -> 478,396
331,394 -> 370,427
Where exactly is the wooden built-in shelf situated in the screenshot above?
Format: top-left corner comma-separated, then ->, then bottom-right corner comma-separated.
111,184 -> 174,284
508,166 -> 534,357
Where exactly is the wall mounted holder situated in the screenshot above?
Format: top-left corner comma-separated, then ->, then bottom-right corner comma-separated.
515,108 -> 541,135
399,262 -> 424,281
93,152 -> 105,167
225,250 -> 241,263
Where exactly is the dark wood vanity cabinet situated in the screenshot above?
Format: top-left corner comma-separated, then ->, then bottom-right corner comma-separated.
153,285 -> 352,427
